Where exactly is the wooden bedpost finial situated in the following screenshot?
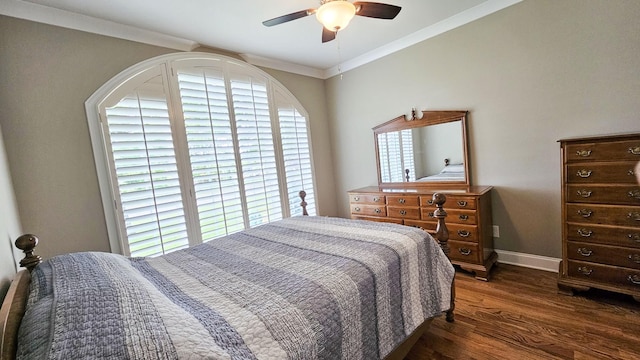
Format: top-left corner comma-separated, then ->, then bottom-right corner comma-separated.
299,190 -> 309,216
15,234 -> 42,271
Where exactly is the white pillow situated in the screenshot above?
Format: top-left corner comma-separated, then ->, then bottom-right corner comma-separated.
441,164 -> 464,173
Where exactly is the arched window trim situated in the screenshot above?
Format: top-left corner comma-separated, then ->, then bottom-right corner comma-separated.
85,52 -> 316,255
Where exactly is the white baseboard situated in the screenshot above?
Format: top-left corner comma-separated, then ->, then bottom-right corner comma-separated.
495,250 -> 561,273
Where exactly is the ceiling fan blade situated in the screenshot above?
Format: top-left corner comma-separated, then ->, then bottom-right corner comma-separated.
262,9 -> 315,27
353,2 -> 401,19
322,28 -> 336,43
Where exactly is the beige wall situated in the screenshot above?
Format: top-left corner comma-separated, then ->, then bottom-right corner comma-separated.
0,15 -> 334,261
326,0 -> 640,258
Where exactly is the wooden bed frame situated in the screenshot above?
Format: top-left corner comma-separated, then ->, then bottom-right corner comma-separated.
1,192 -> 455,360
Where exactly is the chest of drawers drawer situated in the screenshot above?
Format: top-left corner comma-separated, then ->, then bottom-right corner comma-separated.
565,139 -> 640,162
567,260 -> 640,291
567,241 -> 640,270
566,162 -> 639,184
420,195 -> 477,210
566,223 -> 640,248
566,184 -> 640,205
566,203 -> 640,227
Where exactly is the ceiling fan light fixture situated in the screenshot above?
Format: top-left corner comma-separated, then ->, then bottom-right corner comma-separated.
316,1 -> 356,32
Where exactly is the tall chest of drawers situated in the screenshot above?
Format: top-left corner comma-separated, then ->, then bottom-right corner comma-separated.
558,134 -> 640,300
348,186 -> 496,280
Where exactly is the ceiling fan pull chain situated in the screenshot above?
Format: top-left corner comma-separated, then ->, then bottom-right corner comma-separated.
337,35 -> 344,80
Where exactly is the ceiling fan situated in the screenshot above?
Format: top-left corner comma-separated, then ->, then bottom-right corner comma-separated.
263,0 -> 402,43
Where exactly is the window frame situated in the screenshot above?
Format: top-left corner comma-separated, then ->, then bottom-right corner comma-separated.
85,52 -> 317,255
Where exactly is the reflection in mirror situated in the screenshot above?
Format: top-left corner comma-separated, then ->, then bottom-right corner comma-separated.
373,110 -> 469,187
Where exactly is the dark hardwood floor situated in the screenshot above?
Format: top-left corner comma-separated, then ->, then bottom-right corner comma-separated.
406,264 -> 640,360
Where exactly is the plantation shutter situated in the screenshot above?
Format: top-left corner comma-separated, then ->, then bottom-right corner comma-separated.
275,90 -> 316,216
102,68 -> 189,257
229,71 -> 282,226
177,69 -> 245,241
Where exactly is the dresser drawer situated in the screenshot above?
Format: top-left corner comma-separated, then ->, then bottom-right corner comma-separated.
567,260 -> 640,290
565,139 -> 640,162
419,195 -> 477,210
386,195 -> 419,207
566,203 -> 640,227
386,206 -> 420,220
350,204 -> 386,217
566,162 -> 639,184
567,184 -> 640,205
421,208 -> 477,225
566,223 -> 640,248
349,193 -> 385,205
449,240 -> 481,264
448,223 -> 478,242
567,241 -> 640,270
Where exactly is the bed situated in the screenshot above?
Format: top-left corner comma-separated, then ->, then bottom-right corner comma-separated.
1,192 -> 455,360
416,159 -> 465,182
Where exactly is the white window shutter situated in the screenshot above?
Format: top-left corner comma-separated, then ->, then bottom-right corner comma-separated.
103,70 -> 189,257
230,73 -> 282,226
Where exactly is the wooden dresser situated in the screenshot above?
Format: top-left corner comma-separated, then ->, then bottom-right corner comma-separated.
558,133 -> 640,301
348,186 -> 496,280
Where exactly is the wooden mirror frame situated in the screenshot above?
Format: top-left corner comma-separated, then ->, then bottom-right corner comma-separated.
373,110 -> 470,188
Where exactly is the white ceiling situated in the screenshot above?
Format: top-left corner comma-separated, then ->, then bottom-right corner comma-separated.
0,0 -> 521,78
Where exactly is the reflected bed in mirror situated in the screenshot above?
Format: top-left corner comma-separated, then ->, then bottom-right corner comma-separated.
373,111 -> 469,188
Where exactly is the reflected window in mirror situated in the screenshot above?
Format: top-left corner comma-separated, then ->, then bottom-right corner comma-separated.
378,129 -> 415,182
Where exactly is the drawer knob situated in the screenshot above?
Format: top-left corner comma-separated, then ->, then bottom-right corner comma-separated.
373,197 -> 380,202
398,198 -> 405,204
457,200 -> 468,207
628,274 -> 640,285
577,266 -> 593,276
577,228 -> 593,237
428,212 -> 435,218
576,149 -> 592,157
629,169 -> 636,176
576,169 -> 592,178
374,208 -> 381,214
577,190 -> 593,198
577,247 -> 593,257
628,190 -> 640,200
354,207 -> 361,212
427,199 -> 434,205
629,254 -> 640,264
629,146 -> 640,155
458,248 -> 472,256
629,233 -> 640,243
353,196 -> 360,201
628,212 -> 640,221
459,215 -> 469,221
577,209 -> 593,218
457,230 -> 471,238
399,210 -> 407,216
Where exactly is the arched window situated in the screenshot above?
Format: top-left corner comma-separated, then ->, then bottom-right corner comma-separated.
86,53 -> 316,257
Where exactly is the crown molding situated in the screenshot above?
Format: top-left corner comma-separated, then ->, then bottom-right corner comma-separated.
0,0 -> 197,51
239,54 -> 326,79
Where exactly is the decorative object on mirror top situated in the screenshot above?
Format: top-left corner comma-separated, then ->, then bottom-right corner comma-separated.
374,110 -> 470,187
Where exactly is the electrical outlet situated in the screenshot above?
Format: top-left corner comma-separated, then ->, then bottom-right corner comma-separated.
492,225 -> 500,238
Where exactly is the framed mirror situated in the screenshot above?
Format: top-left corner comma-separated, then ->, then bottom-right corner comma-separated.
373,110 -> 469,188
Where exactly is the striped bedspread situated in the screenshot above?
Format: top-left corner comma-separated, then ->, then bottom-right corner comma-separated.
17,216 -> 454,360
